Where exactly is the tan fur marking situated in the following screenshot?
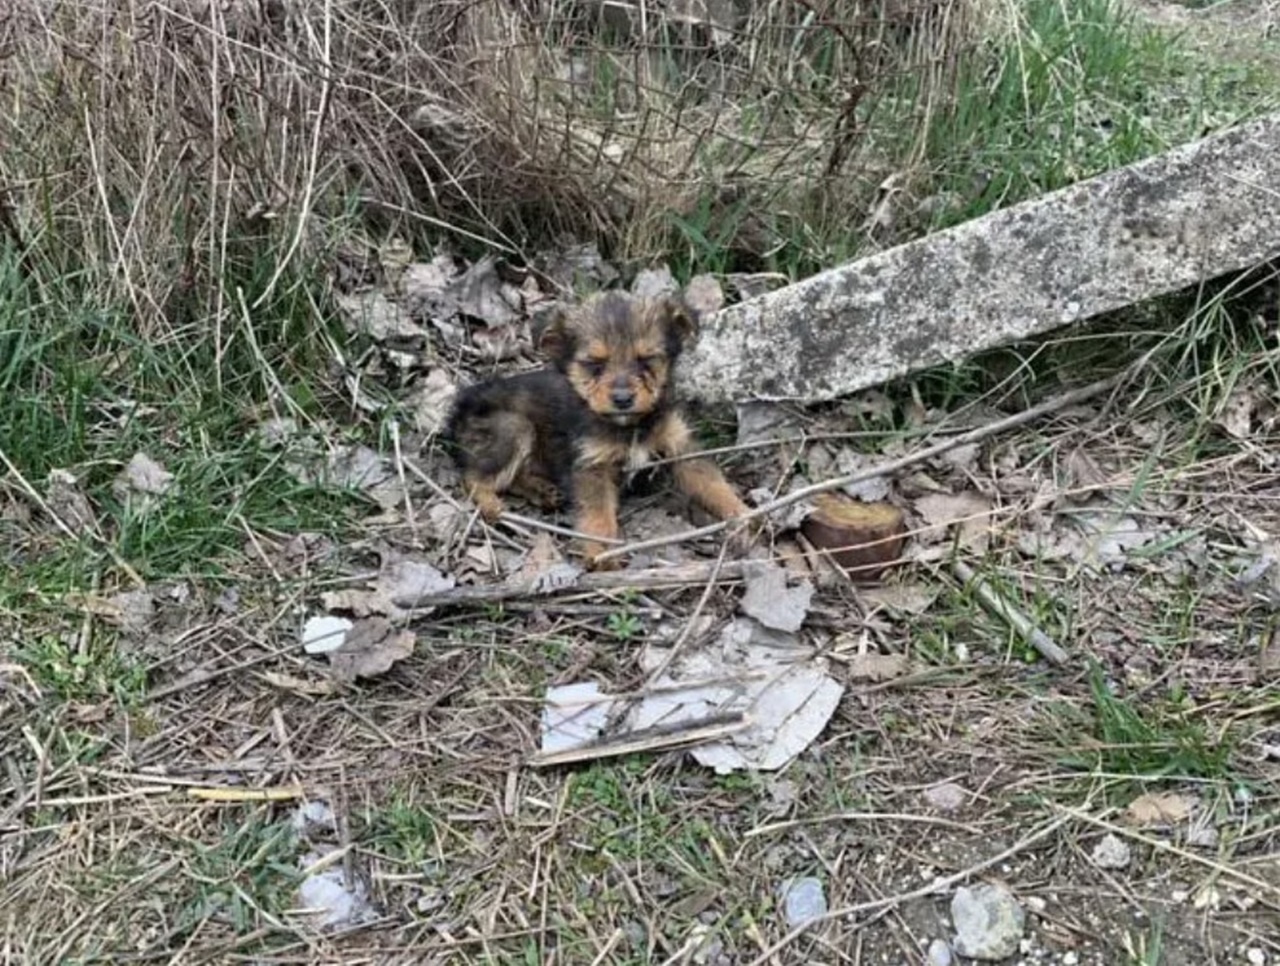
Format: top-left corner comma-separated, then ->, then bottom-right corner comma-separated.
651,411 -> 694,457
572,464 -> 620,568
673,458 -> 751,521
513,466 -> 563,509
577,435 -> 629,469
463,473 -> 507,522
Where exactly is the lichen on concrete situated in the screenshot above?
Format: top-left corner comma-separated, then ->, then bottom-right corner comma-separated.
680,111 -> 1280,404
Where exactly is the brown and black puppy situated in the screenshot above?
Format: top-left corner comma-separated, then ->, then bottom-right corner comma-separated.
444,290 -> 752,568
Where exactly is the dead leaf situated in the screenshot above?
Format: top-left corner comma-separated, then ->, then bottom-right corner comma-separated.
735,401 -> 802,448
458,542 -> 500,578
398,255 -> 458,301
335,290 -> 428,341
935,441 -> 981,475
65,589 -> 156,634
320,588 -> 391,617
407,369 -> 458,436
471,322 -> 527,361
515,531 -> 561,576
914,491 -> 993,552
537,242 -> 619,293
326,617 -> 415,682
116,452 -> 177,497
426,502 -> 469,542
858,582 -> 938,615
536,618 -> 843,772
631,265 -> 678,299
542,681 -> 613,754
1260,628 -> 1280,674
321,558 -> 454,617
255,417 -> 300,448
259,670 -> 335,696
45,469 -> 97,533
747,482 -> 812,534
740,561 -> 813,632
1125,791 -> 1196,826
1070,508 -> 1161,569
847,651 -> 908,681
297,848 -> 378,927
103,589 -> 156,633
1064,446 -> 1109,490
378,236 -> 416,279
449,253 -> 521,327
70,701 -> 110,724
834,449 -> 892,503
1214,384 -> 1262,440
511,532 -> 583,593
684,274 -> 725,315
651,617 -> 843,773
380,559 -> 454,608
325,445 -> 390,490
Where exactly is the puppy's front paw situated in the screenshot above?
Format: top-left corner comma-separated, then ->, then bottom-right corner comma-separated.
472,493 -> 506,523
724,514 -> 767,555
578,541 -> 622,571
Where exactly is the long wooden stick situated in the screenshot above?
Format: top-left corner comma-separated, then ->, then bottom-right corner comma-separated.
405,559 -> 752,609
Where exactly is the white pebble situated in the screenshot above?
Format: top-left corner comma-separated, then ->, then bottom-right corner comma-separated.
927,938 -> 953,966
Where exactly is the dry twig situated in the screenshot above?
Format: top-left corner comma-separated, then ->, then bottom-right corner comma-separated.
594,370 -> 1131,565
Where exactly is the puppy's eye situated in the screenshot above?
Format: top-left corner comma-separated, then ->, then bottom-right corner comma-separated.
581,360 -> 607,378
636,356 -> 659,372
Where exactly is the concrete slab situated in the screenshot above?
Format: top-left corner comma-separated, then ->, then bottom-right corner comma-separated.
681,111 -> 1280,403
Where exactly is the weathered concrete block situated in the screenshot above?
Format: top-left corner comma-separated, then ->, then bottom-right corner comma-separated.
682,111 -> 1280,403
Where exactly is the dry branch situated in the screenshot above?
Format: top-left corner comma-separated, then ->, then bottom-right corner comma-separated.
595,368 -> 1132,564
406,559 -> 753,609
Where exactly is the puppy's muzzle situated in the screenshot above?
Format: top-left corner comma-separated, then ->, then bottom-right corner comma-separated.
610,385 -> 634,411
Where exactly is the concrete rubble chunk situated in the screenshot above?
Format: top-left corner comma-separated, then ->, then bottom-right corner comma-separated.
681,112 -> 1280,404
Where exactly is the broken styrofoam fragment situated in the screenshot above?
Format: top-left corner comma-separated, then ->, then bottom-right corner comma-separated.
302,615 -> 353,655
541,681 -> 613,755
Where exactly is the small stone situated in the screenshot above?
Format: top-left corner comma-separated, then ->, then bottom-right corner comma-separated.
1246,947 -> 1266,966
292,800 -> 336,837
1063,952 -> 1079,965
778,877 -> 827,926
951,883 -> 1026,961
924,781 -> 967,812
927,938 -> 953,966
1186,824 -> 1219,848
1090,833 -> 1132,870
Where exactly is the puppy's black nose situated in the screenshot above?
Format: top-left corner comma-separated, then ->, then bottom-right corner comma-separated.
611,388 -> 634,410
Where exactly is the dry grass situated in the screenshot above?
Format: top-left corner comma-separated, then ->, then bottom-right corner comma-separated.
0,0 -> 981,318
7,309 -> 1280,960
5,0 -> 1280,962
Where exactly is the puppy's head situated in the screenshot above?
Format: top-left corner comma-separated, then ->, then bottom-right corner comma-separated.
536,291 -> 698,426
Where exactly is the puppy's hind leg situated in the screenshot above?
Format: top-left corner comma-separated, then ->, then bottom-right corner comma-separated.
456,411 -> 535,522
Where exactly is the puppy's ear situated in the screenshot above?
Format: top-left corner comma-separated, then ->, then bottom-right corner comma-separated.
662,296 -> 700,350
533,305 -> 573,366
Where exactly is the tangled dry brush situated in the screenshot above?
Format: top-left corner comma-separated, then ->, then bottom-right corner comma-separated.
0,0 -> 980,320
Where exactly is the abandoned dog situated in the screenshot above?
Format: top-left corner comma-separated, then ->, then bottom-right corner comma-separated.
444,290 -> 753,568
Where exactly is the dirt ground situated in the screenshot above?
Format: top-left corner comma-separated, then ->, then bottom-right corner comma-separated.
4,2 -> 1280,963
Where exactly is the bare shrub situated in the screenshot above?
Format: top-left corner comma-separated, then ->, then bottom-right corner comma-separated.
0,0 -> 980,326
